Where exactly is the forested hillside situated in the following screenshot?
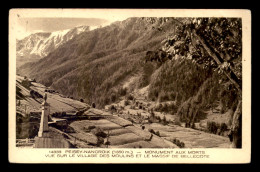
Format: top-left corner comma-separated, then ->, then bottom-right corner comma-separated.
17,18 -> 181,107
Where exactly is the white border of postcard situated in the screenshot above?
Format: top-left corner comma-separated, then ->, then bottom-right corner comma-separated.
9,9 -> 251,164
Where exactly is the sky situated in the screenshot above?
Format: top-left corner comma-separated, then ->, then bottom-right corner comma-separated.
16,17 -> 127,40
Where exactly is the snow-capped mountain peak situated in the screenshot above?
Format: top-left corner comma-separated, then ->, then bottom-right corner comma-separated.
16,25 -> 90,64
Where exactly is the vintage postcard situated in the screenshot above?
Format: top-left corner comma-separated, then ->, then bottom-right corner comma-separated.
9,9 -> 251,163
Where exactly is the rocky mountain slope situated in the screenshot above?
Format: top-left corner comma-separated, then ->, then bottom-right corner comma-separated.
16,25 -> 90,67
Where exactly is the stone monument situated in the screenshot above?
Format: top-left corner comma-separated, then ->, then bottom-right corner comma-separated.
34,92 -> 73,148
38,93 -> 50,137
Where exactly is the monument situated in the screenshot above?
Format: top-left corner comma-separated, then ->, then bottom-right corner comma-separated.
34,93 -> 73,148
38,93 -> 50,137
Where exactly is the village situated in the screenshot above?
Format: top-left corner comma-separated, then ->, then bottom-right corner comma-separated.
16,75 -> 230,148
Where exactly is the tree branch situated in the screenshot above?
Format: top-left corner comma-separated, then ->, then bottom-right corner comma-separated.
192,29 -> 242,95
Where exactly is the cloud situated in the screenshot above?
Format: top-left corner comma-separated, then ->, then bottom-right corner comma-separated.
15,24 -> 45,40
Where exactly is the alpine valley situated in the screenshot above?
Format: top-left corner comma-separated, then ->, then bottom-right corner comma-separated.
16,17 -> 242,148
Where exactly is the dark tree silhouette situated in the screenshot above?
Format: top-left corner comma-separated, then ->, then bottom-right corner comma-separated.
146,18 -> 242,148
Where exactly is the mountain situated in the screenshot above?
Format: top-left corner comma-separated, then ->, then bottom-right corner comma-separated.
16,25 -> 90,67
17,17 -> 238,119
17,18 -> 179,103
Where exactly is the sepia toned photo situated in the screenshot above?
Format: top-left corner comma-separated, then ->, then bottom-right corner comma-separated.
9,9 -> 251,163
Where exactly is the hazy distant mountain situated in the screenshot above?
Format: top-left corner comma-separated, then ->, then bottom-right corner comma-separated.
16,25 -> 90,67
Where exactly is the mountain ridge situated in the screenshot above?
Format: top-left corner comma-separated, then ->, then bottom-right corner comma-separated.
16,25 -> 90,67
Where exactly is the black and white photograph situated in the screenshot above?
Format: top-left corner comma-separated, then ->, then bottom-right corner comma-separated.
8,9 -> 251,163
